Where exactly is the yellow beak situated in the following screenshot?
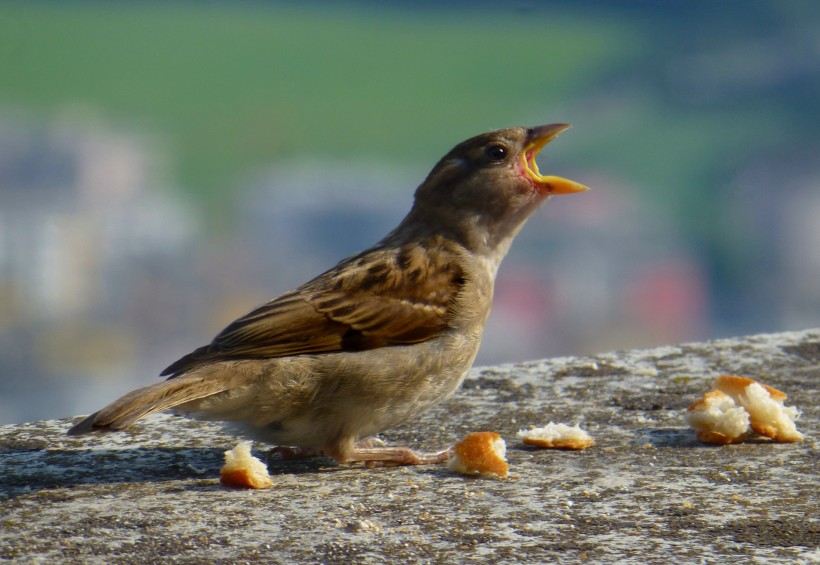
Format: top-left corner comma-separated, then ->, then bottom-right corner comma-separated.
522,124 -> 589,195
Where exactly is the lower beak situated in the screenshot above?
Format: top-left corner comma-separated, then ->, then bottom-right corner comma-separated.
522,124 -> 589,195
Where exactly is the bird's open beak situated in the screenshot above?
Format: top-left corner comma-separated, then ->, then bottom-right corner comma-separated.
522,124 -> 589,195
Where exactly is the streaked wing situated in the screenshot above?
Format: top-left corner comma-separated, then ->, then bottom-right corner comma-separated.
161,238 -> 465,377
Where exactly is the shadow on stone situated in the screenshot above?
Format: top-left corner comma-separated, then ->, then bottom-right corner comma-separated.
636,427 -> 706,448
0,446 -> 225,499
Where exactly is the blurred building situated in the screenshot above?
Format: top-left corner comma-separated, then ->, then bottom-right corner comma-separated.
719,146 -> 820,336
0,114 -> 199,422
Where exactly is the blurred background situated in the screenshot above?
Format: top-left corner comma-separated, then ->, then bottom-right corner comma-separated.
1,1 -> 818,424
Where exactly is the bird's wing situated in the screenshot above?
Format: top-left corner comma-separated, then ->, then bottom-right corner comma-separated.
161,239 -> 465,377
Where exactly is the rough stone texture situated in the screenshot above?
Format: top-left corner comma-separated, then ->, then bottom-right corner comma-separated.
1,329 -> 818,564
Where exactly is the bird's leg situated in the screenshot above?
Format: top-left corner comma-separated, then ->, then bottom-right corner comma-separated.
316,437 -> 453,467
353,447 -> 453,468
267,438 -> 391,462
345,439 -> 453,468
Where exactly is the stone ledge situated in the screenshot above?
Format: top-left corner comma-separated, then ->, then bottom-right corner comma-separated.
1,329 -> 818,563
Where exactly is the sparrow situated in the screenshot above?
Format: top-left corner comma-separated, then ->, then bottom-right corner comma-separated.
68,123 -> 588,466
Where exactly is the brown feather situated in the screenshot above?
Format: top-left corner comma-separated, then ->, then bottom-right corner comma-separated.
67,371 -> 237,434
160,235 -> 465,377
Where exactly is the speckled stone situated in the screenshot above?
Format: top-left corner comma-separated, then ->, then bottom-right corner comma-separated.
2,329 -> 818,564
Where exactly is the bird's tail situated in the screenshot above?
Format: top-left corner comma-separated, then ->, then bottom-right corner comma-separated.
66,371 -> 235,436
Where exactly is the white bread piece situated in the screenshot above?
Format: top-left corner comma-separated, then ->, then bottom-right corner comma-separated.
517,422 -> 595,450
723,380 -> 804,443
686,389 -> 750,444
448,431 -> 509,478
688,375 -> 804,444
219,441 -> 273,489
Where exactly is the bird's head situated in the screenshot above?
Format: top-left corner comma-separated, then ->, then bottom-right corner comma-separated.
406,124 -> 589,255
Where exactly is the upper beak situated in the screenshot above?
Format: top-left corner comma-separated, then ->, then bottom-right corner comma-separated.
522,124 -> 589,195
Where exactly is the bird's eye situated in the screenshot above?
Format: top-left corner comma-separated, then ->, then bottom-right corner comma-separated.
485,144 -> 507,162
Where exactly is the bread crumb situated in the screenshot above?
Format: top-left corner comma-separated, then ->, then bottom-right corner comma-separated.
517,422 -> 595,450
717,379 -> 803,442
220,441 -> 273,489
448,431 -> 508,478
686,389 -> 750,444
687,375 -> 803,444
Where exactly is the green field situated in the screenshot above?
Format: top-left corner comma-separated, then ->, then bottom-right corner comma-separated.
0,2 -> 641,207
2,1 -> 814,238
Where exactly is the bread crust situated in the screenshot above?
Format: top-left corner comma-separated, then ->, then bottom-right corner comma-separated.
219,442 -> 273,489
687,376 -> 803,444
517,423 -> 595,450
448,431 -> 509,478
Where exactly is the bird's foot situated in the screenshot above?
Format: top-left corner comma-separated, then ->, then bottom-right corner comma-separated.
267,438 -> 387,462
348,446 -> 453,468
272,438 -> 452,467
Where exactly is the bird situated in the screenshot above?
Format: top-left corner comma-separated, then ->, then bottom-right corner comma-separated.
67,123 -> 588,466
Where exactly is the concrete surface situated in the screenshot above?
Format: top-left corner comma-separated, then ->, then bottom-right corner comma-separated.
1,329 -> 818,564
